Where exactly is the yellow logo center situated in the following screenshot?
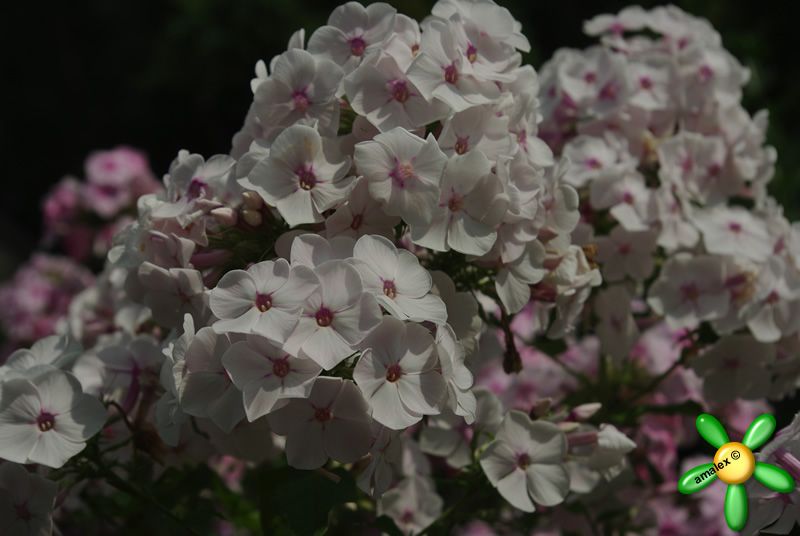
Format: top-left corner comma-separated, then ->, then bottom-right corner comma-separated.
713,442 -> 755,485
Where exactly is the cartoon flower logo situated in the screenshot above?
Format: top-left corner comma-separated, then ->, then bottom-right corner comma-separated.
678,413 -> 796,531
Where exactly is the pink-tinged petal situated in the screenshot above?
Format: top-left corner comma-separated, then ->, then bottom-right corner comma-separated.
0,383 -> 39,463
286,422 -> 328,469
353,348 -> 388,396
332,293 -> 382,345
55,394 -> 107,442
207,386 -> 246,434
393,294 -> 447,324
28,431 -> 85,468
394,250 -> 433,297
248,259 -> 291,295
318,260 -> 363,311
222,341 -> 273,389
496,270 -> 530,314
300,325 -> 353,370
242,385 -> 282,422
397,372 -> 446,414
367,381 -> 419,430
275,265 -> 320,303
354,235 -> 399,279
277,190 -> 323,227
180,373 -> 228,417
210,270 -> 257,319
33,369 -> 80,412
496,469 -> 535,512
447,213 -> 496,256
325,417 -> 372,463
330,379 -> 371,421
525,464 -> 569,506
213,307 -> 261,335
266,398 -> 315,436
253,307 -> 300,344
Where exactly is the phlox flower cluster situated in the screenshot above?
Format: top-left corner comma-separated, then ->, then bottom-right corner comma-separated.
1,2 -> 800,536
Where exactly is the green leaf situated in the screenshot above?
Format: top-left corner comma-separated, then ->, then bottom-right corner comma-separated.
251,465 -> 358,536
696,413 -> 730,449
742,414 -> 776,451
754,462 -> 796,493
724,483 -> 748,531
678,463 -> 718,494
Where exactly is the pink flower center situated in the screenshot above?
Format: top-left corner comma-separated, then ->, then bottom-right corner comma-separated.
466,43 -> 478,63
516,453 -> 531,469
583,71 -> 597,84
698,64 -> 714,82
315,307 -> 334,327
296,165 -> 317,190
383,280 -> 397,299
454,136 -> 469,155
680,282 -> 700,303
766,290 -> 781,305
728,221 -> 742,234
272,358 -> 290,378
585,157 -> 602,170
389,79 -> 410,103
255,293 -> 272,312
14,502 -> 32,522
599,82 -> 618,101
618,243 -> 632,255
350,213 -> 364,230
400,510 -> 415,524
292,89 -> 311,113
444,63 -> 459,84
385,364 -> 403,383
187,177 -> 207,200
389,160 -> 415,188
349,36 -> 366,57
447,193 -> 464,212
723,357 -> 741,369
314,407 -> 332,422
516,129 -> 528,148
37,411 -> 56,432
621,191 -> 635,204
639,76 -> 653,90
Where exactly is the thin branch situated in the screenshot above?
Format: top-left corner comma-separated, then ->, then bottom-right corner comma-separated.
105,400 -> 135,432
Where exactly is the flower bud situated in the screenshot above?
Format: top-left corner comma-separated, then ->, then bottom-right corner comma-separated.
210,207 -> 237,227
241,209 -> 263,227
241,191 -> 263,210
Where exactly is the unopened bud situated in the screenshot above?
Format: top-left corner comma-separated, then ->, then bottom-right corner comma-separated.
558,421 -> 580,433
570,402 -> 602,421
567,431 -> 599,448
242,208 -> 263,227
242,191 -> 263,210
210,207 -> 237,227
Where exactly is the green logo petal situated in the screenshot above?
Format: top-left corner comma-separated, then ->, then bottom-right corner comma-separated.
678,462 -> 718,494
724,483 -> 748,531
754,462 -> 796,493
696,413 -> 730,449
742,414 -> 776,451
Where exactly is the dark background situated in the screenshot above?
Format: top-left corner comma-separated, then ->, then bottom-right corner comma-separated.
1,0 -> 798,277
